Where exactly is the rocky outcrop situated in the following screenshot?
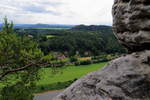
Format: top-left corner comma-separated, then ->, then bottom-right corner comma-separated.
53,0 -> 150,100
53,50 -> 150,100
112,0 -> 150,52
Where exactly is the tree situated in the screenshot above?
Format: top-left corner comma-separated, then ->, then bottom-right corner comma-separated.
0,18 -> 50,100
2,17 -> 14,34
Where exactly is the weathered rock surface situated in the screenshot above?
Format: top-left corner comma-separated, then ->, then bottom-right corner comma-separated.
53,50 -> 150,100
112,0 -> 150,51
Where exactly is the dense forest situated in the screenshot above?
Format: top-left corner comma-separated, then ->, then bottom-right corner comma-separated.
14,25 -> 126,57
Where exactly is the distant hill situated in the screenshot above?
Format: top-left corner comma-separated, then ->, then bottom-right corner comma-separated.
0,24 -> 75,29
0,24 -> 112,30
71,25 -> 112,31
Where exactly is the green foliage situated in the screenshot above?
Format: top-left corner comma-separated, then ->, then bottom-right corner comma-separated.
0,82 -> 34,100
46,35 -> 56,39
0,32 -> 43,80
37,27 -> 126,56
0,18 -> 47,100
41,53 -> 54,62
39,31 -> 105,56
2,17 -> 13,34
79,60 -> 92,65
70,56 -> 78,62
92,53 -> 120,62
15,25 -> 127,56
74,61 -> 80,66
35,79 -> 77,93
51,60 -> 65,67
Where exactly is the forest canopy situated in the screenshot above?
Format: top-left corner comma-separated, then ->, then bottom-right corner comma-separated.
14,25 -> 126,57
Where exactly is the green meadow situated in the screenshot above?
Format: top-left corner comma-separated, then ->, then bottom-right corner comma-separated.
0,62 -> 107,93
37,62 -> 107,86
46,35 -> 56,38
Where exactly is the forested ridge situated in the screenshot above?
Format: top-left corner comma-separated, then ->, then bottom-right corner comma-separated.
15,25 -> 126,56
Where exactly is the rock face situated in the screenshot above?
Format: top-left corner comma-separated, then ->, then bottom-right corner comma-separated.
53,0 -> 150,100
112,0 -> 150,51
53,51 -> 150,100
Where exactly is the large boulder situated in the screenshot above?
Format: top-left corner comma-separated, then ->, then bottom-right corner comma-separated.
112,0 -> 150,52
53,50 -> 150,100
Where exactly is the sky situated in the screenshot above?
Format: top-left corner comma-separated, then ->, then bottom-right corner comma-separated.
0,0 -> 114,25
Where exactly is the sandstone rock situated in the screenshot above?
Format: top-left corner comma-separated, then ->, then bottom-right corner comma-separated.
53,50 -> 150,100
112,0 -> 150,51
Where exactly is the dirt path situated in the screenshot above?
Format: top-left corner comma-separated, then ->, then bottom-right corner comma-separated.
34,90 -> 63,100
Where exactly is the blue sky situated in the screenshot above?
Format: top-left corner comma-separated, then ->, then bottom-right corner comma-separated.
0,0 -> 114,25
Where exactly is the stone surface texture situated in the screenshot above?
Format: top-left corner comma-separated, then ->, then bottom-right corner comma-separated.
112,0 -> 150,51
53,50 -> 150,100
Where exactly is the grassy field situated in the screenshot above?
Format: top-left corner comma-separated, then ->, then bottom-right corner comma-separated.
0,62 -> 107,92
46,35 -> 56,38
37,62 -> 107,86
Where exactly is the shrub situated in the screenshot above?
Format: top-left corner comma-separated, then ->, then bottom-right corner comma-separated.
0,82 -> 34,100
92,60 -> 101,63
74,61 -> 80,66
70,56 -> 78,62
80,60 -> 92,65
51,60 -> 65,67
99,58 -> 109,62
34,79 -> 77,93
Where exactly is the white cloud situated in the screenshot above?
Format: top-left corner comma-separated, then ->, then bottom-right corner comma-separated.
0,0 -> 114,25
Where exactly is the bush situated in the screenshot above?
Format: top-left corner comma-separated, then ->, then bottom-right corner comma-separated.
98,58 -> 109,62
92,60 -> 101,63
51,60 -> 65,67
0,82 -> 34,100
106,54 -> 114,60
70,56 -> 78,62
34,79 -> 77,93
80,60 -> 92,65
91,55 -> 104,60
74,61 -> 80,66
